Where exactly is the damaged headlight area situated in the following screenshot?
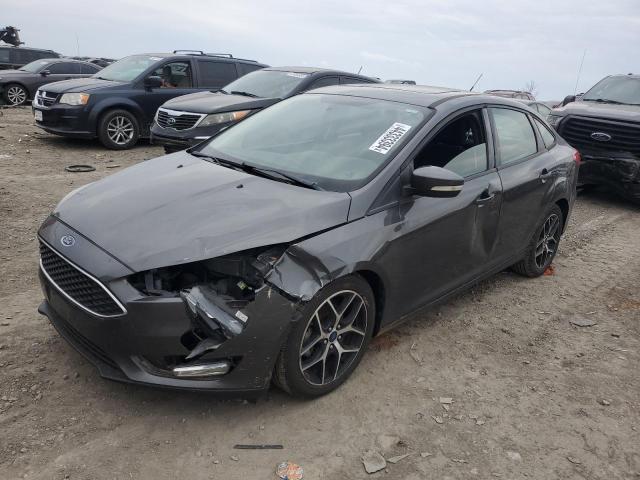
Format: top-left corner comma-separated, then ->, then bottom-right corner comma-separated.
127,245 -> 287,377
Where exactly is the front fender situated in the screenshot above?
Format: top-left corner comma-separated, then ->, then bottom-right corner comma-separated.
88,97 -> 146,132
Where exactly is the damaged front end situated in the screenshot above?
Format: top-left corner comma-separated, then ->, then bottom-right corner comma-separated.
579,149 -> 640,203
127,245 -> 304,383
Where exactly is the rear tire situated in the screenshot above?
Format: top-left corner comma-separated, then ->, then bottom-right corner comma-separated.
273,274 -> 375,398
3,83 -> 28,106
512,204 -> 564,277
97,109 -> 140,150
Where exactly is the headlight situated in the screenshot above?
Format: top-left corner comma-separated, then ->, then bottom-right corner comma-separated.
59,93 -> 90,106
546,114 -> 563,128
199,110 -> 251,127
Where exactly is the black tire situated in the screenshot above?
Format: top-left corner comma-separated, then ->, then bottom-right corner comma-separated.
3,83 -> 28,106
97,109 -> 140,150
512,204 -> 564,277
273,274 -> 376,398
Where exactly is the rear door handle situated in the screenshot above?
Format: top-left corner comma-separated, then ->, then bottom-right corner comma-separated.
539,168 -> 554,183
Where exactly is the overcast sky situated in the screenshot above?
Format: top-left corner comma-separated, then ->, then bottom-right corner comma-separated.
6,0 -> 640,99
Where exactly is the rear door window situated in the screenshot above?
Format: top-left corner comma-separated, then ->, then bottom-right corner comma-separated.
237,63 -> 264,76
197,60 -> 238,87
490,108 -> 538,166
0,48 -> 10,62
80,63 -> 100,74
533,117 -> 556,149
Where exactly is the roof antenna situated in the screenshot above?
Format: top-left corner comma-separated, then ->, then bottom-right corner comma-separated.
574,49 -> 587,95
75,33 -> 80,56
469,73 -> 483,91
357,65 -> 363,74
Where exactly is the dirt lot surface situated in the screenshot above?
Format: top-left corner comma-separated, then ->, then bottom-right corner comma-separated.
1,106 -> 639,480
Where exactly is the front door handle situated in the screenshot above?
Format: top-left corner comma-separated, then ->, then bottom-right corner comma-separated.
474,188 -> 496,205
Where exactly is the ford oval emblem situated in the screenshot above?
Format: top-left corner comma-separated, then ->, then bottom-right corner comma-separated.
590,132 -> 612,142
60,235 -> 76,247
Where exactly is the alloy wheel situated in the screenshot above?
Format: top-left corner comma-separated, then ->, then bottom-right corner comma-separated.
535,213 -> 560,269
106,116 -> 134,145
7,86 -> 27,105
299,290 -> 368,386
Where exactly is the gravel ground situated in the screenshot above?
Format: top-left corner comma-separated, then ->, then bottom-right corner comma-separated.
1,106 -> 639,480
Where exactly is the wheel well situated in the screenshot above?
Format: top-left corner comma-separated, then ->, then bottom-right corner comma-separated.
96,105 -> 143,136
355,270 -> 385,337
556,198 -> 569,231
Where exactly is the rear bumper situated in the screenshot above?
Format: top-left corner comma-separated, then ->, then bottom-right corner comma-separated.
33,104 -> 94,138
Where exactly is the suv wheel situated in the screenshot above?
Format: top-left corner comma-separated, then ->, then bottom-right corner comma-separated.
512,204 -> 564,277
4,84 -> 28,106
273,274 -> 375,398
98,109 -> 140,150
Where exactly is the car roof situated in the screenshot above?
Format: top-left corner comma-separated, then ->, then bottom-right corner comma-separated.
263,66 -> 372,77
307,83 -> 537,109
0,45 -> 59,53
135,52 -> 266,66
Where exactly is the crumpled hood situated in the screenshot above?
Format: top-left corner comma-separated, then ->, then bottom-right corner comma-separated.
41,77 -> 122,93
554,101 -> 640,123
162,91 -> 278,114
52,152 -> 351,272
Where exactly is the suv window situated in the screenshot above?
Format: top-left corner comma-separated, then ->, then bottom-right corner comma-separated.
197,60 -> 237,88
533,117 -> 555,149
48,62 -> 80,74
80,63 -> 100,74
307,76 -> 340,90
237,62 -> 263,76
0,48 -> 9,63
491,108 -> 537,165
152,62 -> 193,88
414,110 -> 488,177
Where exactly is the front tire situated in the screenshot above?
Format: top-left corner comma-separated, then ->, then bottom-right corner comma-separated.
273,275 -> 375,398
97,109 -> 140,150
512,204 -> 564,277
3,84 -> 28,106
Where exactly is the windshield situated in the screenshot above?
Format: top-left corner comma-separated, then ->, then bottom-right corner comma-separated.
198,93 -> 428,192
19,59 -> 51,73
582,76 -> 640,105
221,70 -> 309,99
93,54 -> 162,82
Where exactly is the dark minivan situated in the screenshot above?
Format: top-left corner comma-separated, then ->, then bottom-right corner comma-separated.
32,51 -> 268,149
151,66 -> 379,152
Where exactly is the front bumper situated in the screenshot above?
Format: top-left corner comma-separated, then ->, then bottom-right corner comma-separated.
37,218 -> 296,393
578,151 -> 640,202
150,122 -> 226,151
32,104 -> 94,138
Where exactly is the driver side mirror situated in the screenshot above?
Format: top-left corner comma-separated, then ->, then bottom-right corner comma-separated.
561,95 -> 576,107
408,166 -> 464,198
40,70 -> 50,77
144,75 -> 163,89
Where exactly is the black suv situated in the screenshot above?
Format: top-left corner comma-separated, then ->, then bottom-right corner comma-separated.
548,74 -> 640,203
151,66 -> 379,152
1,58 -> 101,106
32,51 -> 267,149
0,45 -> 61,70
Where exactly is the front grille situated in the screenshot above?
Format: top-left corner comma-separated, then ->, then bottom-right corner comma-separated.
156,108 -> 203,130
39,241 -> 125,317
559,116 -> 640,156
34,90 -> 57,107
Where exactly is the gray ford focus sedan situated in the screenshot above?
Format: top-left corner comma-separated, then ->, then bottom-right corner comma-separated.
37,84 -> 579,398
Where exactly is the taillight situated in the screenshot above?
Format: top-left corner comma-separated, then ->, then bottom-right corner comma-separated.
573,150 -> 581,164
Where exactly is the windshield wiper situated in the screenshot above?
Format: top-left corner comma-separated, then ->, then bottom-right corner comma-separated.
189,151 -> 320,190
241,165 -> 321,190
230,90 -> 259,98
217,88 -> 229,94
